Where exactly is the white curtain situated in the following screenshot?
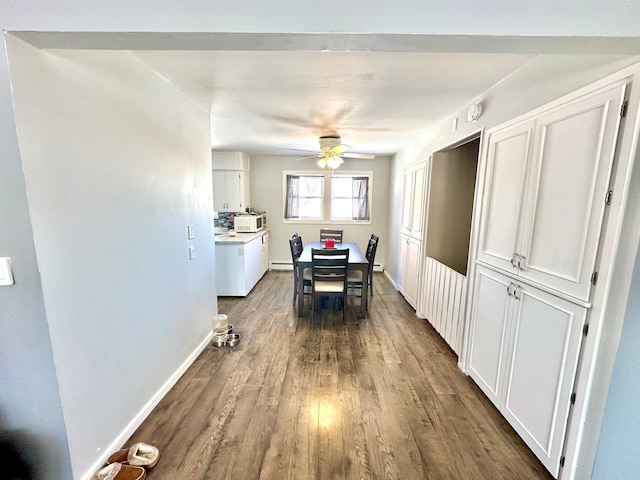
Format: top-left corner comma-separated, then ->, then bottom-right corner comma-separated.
285,175 -> 300,219
352,176 -> 369,220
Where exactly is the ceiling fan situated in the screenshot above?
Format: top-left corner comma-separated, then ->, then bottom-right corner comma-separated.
297,136 -> 375,169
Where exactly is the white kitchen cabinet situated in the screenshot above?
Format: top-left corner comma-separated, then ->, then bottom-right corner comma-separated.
212,170 -> 250,212
477,82 -> 626,301
401,162 -> 427,238
211,151 -> 250,171
398,233 -> 421,308
215,232 -> 267,296
467,265 -> 587,477
261,231 -> 269,275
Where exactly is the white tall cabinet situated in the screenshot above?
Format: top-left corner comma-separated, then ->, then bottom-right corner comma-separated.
467,80 -> 627,477
468,266 -> 586,477
398,161 -> 427,308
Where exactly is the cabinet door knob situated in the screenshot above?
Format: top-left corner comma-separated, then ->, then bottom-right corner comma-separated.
511,254 -> 519,268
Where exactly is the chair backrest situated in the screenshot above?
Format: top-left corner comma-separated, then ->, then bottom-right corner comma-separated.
289,234 -> 304,264
311,248 -> 349,285
366,235 -> 379,271
320,229 -> 343,243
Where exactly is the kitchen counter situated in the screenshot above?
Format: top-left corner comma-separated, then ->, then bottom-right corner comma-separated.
214,229 -> 268,245
214,229 -> 269,296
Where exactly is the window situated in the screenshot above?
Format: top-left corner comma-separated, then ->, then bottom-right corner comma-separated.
284,174 -> 324,220
284,171 -> 372,223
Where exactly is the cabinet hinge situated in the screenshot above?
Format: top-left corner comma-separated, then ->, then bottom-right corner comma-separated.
560,456 -> 566,468
620,100 -> 629,118
591,271 -> 598,286
570,392 -> 576,405
583,324 -> 589,336
605,190 -> 613,206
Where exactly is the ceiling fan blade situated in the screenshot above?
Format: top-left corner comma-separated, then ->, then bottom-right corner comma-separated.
295,154 -> 322,161
341,152 -> 376,159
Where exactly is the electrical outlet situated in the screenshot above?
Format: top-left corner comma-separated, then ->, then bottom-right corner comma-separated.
187,224 -> 194,239
189,246 -> 195,260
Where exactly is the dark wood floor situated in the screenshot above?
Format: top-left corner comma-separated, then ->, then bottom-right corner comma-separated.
126,271 -> 553,480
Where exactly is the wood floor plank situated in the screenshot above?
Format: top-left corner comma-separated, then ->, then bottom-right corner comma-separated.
119,271 -> 552,480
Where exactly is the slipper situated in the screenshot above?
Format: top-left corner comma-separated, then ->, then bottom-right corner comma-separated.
107,443 -> 160,469
93,463 -> 146,480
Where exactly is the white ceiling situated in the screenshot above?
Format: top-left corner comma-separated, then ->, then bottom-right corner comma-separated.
134,49 -> 535,156
15,31 -> 640,158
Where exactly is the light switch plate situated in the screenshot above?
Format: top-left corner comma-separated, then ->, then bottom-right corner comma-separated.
189,246 -> 196,260
187,225 -> 194,239
0,257 -> 15,286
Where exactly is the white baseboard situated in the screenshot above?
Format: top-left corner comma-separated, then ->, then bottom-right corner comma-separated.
80,331 -> 213,480
270,261 -> 293,271
384,270 -> 400,291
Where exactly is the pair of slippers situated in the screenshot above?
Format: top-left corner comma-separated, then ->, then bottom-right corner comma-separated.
92,443 -> 160,480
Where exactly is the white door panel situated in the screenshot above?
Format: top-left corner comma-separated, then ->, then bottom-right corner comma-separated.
212,170 -> 227,211
397,234 -> 408,293
502,284 -> 587,477
410,166 -> 425,238
467,266 -> 512,406
477,121 -> 534,273
404,236 -> 421,308
519,83 -> 626,300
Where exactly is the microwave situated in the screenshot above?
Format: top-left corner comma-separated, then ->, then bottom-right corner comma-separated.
234,214 -> 265,232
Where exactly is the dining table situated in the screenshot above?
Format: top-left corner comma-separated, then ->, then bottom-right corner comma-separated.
297,242 -> 369,318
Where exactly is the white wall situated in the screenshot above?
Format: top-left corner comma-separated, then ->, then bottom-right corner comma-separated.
7,36 -> 217,478
0,37 -> 71,479
1,0 -> 640,36
249,155 -> 390,269
592,250 -> 640,478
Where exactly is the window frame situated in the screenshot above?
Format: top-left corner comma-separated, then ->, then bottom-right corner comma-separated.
283,170 -> 373,225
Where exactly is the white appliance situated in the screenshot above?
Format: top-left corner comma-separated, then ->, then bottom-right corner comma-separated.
234,214 -> 265,233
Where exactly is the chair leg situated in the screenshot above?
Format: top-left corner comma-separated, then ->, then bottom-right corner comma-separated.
342,296 -> 346,324
293,281 -> 297,306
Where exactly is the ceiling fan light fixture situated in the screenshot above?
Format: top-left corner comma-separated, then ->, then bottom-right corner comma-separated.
326,155 -> 343,169
317,158 -> 326,168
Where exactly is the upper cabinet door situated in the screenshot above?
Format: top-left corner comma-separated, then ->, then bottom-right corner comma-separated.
401,161 -> 428,238
477,120 -> 535,274
410,166 -> 425,238
518,83 -> 626,300
401,171 -> 414,231
224,171 -> 244,211
212,170 -> 228,211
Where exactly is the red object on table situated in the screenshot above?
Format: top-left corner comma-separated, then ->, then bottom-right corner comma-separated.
324,238 -> 335,248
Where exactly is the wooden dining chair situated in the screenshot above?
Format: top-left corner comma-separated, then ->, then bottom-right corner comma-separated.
347,234 -> 379,307
289,234 -> 311,306
311,247 -> 350,323
319,228 -> 343,243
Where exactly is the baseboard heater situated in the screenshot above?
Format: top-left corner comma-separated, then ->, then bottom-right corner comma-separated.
270,261 -> 383,272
